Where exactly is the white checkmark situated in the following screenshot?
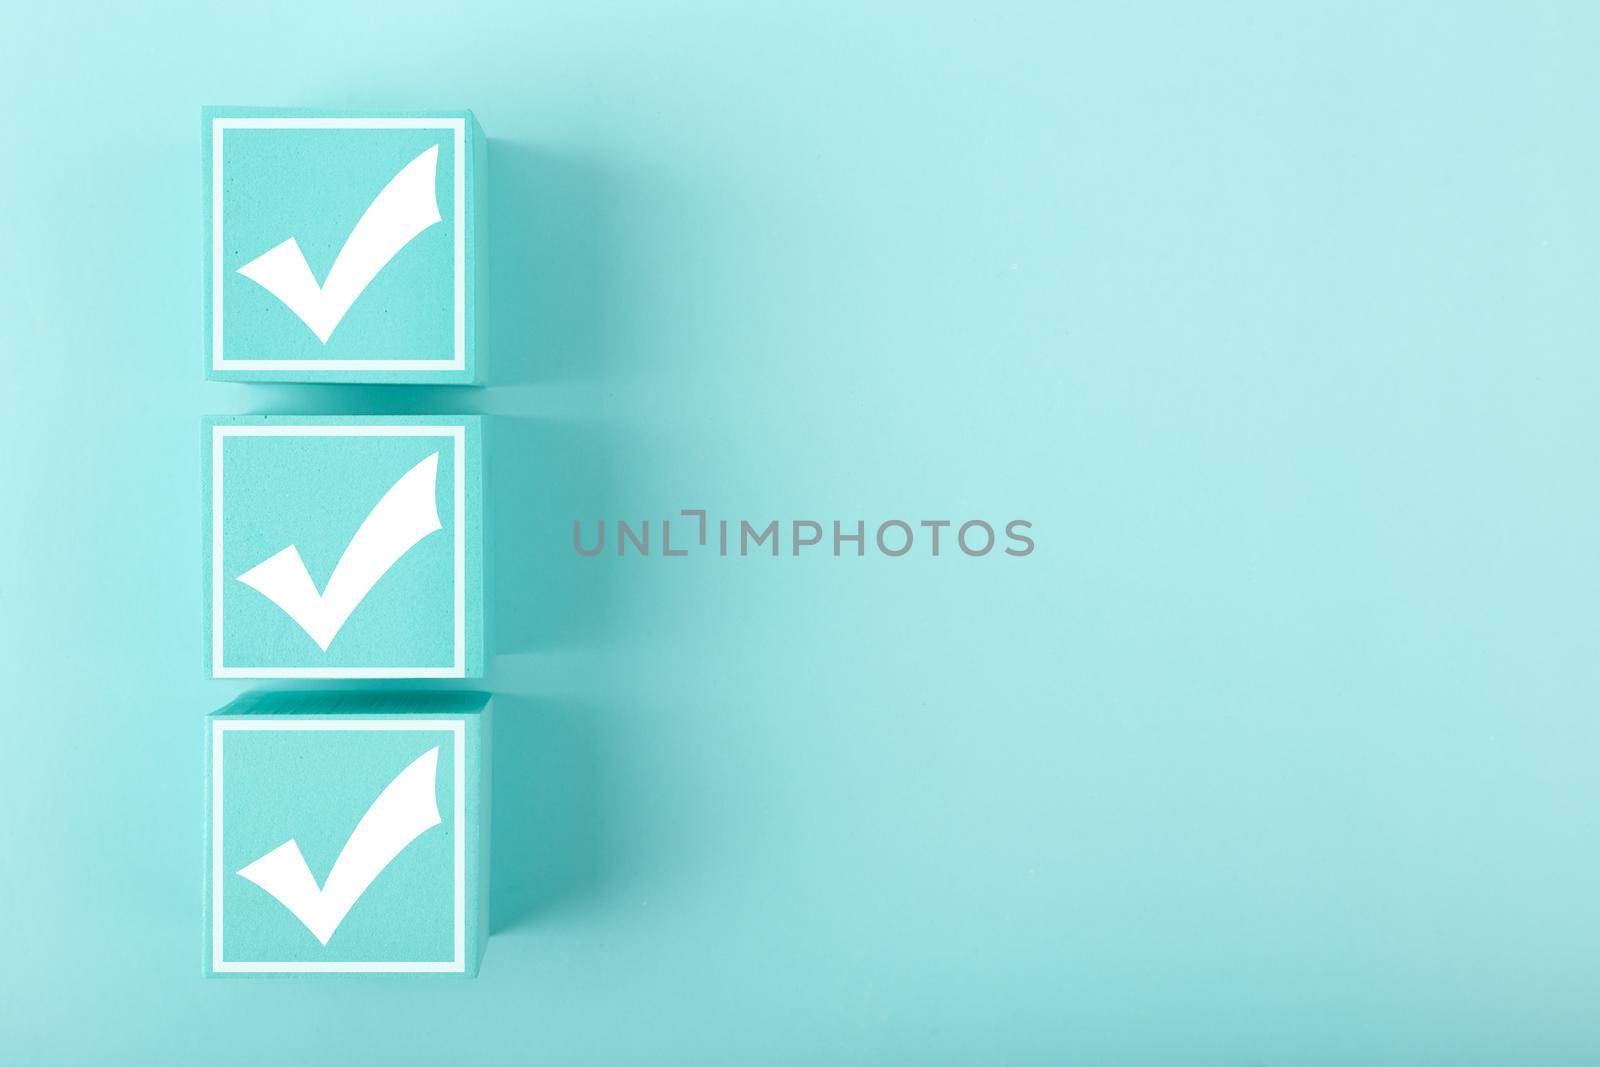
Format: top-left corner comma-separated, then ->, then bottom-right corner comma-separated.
237,746 -> 443,946
236,144 -> 443,343
237,451 -> 442,651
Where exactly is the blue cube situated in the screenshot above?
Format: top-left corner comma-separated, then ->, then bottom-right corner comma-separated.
203,108 -> 487,384
203,415 -> 486,679
205,691 -> 492,976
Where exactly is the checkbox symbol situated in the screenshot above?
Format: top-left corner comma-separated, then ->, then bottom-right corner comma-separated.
205,111 -> 482,383
207,702 -> 490,976
206,417 -> 483,680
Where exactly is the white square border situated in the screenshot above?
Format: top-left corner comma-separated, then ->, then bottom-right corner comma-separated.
211,424 -> 468,679
211,718 -> 468,974
211,116 -> 468,371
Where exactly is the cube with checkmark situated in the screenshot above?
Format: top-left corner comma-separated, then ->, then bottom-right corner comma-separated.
204,690 -> 492,976
203,107 -> 486,383
204,415 -> 486,678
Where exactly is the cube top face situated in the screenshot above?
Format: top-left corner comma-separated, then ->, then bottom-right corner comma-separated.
206,693 -> 490,976
203,108 -> 483,384
204,416 -> 485,679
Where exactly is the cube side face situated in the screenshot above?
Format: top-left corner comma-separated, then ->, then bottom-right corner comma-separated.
475,700 -> 493,969
465,413 -> 488,677
202,107 -> 483,384
204,701 -> 489,977
204,416 -> 486,679
471,111 -> 489,386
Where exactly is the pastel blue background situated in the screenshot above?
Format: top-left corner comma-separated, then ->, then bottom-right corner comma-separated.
217,727 -> 458,963
217,429 -> 458,670
218,125 -> 458,361
4,2 -> 1600,1063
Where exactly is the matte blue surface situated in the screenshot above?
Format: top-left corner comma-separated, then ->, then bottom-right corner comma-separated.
6,2 -> 1600,1063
